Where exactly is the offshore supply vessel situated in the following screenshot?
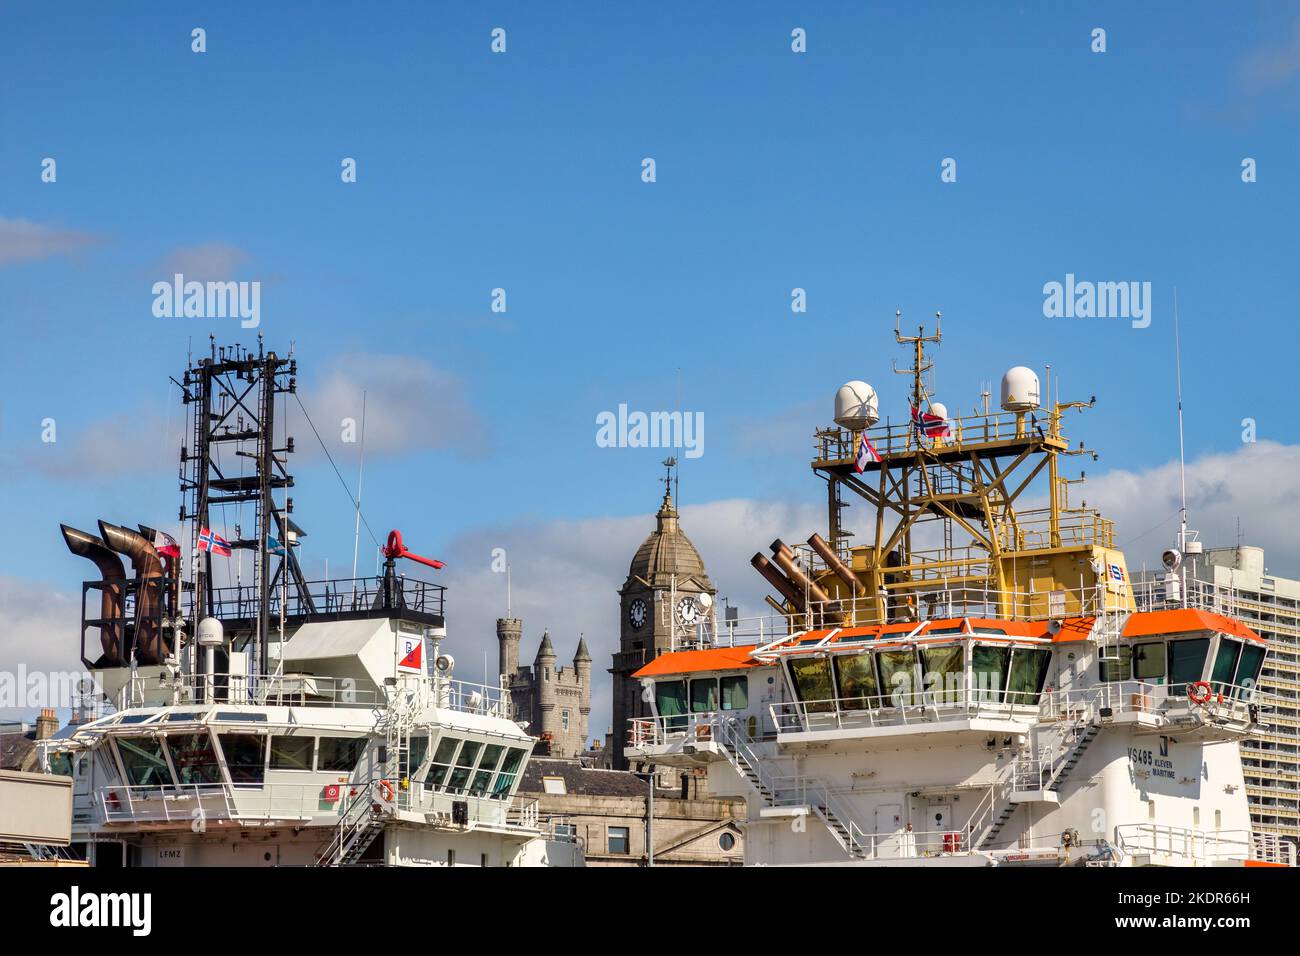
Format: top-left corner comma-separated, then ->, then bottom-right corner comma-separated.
33,340 -> 580,867
626,315 -> 1293,867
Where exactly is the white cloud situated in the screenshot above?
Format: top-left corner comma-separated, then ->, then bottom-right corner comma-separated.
1080,440 -> 1300,571
0,575 -> 82,720
155,242 -> 249,281
6,353 -> 487,482
296,353 -> 489,461
0,217 -> 106,266
1240,20 -> 1300,92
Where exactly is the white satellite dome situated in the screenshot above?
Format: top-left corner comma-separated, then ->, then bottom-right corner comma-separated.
1000,367 -> 1040,412
834,381 -> 879,429
196,617 -> 224,647
929,402 -> 948,422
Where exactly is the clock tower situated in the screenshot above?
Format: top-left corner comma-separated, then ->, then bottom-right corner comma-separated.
609,463 -> 716,769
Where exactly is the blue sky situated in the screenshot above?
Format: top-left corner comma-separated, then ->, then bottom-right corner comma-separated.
2,2 -> 1299,720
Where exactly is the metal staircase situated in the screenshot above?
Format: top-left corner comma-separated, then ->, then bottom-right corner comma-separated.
315,785 -> 385,866
715,717 -> 866,859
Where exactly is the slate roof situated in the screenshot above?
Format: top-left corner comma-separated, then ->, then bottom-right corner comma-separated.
0,731 -> 35,771
517,758 -> 672,798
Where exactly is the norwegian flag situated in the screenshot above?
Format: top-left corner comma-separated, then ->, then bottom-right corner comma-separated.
854,432 -> 881,472
197,527 -> 232,557
911,405 -> 950,438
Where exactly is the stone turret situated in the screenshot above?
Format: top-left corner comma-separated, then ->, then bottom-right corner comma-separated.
496,617 -> 522,683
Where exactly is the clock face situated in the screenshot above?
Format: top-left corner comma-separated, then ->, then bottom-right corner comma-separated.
676,596 -> 699,626
628,598 -> 647,630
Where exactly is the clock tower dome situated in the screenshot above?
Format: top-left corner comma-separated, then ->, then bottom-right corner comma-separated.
609,464 -> 716,769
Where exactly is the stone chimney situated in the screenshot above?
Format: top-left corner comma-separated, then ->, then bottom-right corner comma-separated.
35,708 -> 58,741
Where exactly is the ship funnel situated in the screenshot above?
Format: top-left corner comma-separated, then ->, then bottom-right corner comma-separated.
98,521 -> 168,666
60,524 -> 126,667
770,539 -> 842,624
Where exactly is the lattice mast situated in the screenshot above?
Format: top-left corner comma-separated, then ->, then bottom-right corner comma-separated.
802,313 -> 1127,627
178,336 -> 310,674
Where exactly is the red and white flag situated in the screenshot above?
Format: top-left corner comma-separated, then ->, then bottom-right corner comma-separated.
854,432 -> 881,472
151,529 -> 181,558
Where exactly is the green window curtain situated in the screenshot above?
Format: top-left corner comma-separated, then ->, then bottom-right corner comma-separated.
1234,645 -> 1266,698
690,678 -> 719,712
720,675 -> 749,710
1167,638 -> 1210,695
1209,639 -> 1241,694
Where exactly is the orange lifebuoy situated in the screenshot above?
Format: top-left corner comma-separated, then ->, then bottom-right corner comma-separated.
378,779 -> 395,802
1188,681 -> 1213,705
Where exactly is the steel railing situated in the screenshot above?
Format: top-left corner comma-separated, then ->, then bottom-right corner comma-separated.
109,670 -> 510,718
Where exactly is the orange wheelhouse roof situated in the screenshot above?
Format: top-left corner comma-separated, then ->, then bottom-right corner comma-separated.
1122,608 -> 1263,644
632,646 -> 766,679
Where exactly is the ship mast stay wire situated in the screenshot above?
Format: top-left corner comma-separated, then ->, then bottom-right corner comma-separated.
292,391 -> 383,555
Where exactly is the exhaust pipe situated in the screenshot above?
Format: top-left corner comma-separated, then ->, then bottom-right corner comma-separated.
751,553 -> 805,611
771,539 -> 846,626
99,521 -> 167,665
138,524 -> 180,629
60,525 -> 126,667
807,533 -> 866,598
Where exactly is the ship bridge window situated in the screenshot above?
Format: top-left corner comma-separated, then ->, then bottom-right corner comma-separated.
1210,639 -> 1242,695
1167,638 -> 1211,696
788,657 -> 835,712
1133,641 -> 1165,681
920,645 -> 964,703
118,714 -> 155,724
875,649 -> 921,707
472,745 -> 505,797
1006,648 -> 1051,706
425,736 -> 461,790
116,737 -> 173,788
720,675 -> 749,711
213,712 -> 267,722
925,626 -> 966,636
1099,646 -> 1131,682
833,652 -> 880,709
269,735 -> 314,771
319,736 -> 367,773
447,741 -> 483,794
165,712 -> 206,722
1235,644 -> 1266,697
491,747 -> 527,799
655,680 -> 688,729
690,678 -> 719,713
166,733 -> 223,785
972,645 -> 1011,702
218,733 -> 266,785
48,752 -> 73,777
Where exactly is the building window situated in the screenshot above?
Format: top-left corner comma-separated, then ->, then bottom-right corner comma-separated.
542,776 -> 567,795
719,831 -> 736,851
608,826 -> 630,854
561,709 -> 570,731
